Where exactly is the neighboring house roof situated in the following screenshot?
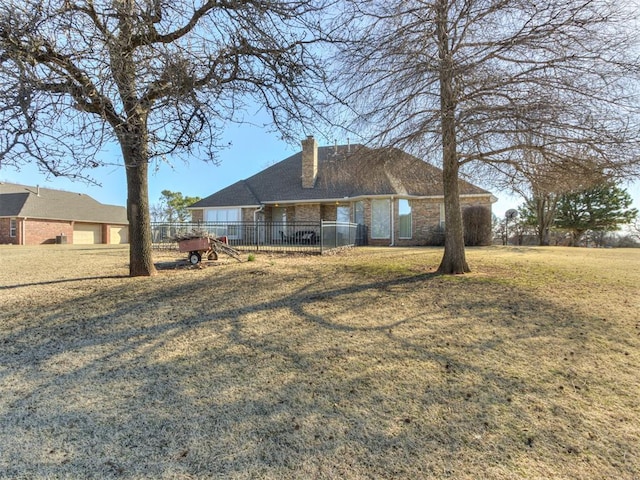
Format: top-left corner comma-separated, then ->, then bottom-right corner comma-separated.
0,182 -> 128,224
192,143 -> 492,208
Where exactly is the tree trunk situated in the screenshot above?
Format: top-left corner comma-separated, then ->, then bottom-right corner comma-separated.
438,158 -> 469,273
126,160 -> 157,276
107,1 -> 156,277
535,194 -> 557,246
436,0 -> 469,275
570,229 -> 585,247
536,199 -> 549,246
120,124 -> 157,277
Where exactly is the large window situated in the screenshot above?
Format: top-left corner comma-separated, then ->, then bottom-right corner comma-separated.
205,208 -> 240,222
371,199 -> 390,239
337,205 -> 351,223
205,208 -> 241,238
398,199 -> 412,239
354,201 -> 364,225
9,218 -> 17,237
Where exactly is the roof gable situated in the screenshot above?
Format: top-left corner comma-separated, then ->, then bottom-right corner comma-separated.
193,144 -> 491,208
191,180 -> 260,209
0,192 -> 30,216
0,183 -> 127,223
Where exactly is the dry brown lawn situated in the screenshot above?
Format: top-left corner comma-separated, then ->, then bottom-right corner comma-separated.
0,244 -> 638,479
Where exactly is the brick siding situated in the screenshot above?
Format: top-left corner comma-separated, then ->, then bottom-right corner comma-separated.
320,204 -> 337,222
0,218 -> 17,244
240,208 -> 253,223
23,219 -> 73,245
295,204 -> 322,223
301,136 -> 318,188
191,209 -> 204,222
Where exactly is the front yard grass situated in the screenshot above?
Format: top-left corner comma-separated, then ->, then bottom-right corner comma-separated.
0,245 -> 638,479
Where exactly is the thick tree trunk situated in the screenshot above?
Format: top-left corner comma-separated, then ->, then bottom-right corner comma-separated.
108,1 -> 156,277
119,123 -> 157,277
125,159 -> 157,277
438,155 -> 470,274
436,0 -> 469,275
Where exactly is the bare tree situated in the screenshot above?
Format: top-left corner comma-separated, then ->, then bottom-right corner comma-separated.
0,0 -> 330,276
504,147 -> 609,245
333,0 -> 640,273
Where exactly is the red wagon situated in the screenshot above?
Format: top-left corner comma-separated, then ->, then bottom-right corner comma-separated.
177,236 -> 228,265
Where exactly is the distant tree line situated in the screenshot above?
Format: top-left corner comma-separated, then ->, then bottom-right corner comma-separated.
495,182 -> 638,247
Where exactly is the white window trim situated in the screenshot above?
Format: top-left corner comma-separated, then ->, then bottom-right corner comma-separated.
9,218 -> 17,237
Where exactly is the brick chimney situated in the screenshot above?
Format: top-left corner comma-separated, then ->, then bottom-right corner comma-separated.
301,135 -> 318,189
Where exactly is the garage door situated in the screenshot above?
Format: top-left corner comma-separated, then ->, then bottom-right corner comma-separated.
109,226 -> 129,244
73,223 -> 102,244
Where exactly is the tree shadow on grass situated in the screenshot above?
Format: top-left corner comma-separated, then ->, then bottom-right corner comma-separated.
0,275 -> 129,290
0,266 -> 638,479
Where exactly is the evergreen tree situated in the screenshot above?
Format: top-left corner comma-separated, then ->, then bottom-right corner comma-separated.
555,183 -> 638,246
158,190 -> 201,223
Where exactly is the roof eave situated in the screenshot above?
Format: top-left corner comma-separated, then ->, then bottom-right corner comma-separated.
261,192 -> 494,204
2,214 -> 127,224
187,204 -> 261,210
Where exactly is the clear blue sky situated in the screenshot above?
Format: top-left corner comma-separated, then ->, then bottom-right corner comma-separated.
1,119 -> 638,220
0,120 -> 297,210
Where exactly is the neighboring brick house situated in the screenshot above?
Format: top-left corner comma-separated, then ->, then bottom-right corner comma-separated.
189,137 -> 496,246
0,182 -> 128,245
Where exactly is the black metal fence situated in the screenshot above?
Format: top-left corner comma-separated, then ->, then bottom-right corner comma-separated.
151,221 -> 360,254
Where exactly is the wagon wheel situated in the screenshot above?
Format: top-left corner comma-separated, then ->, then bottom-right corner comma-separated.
188,251 -> 202,265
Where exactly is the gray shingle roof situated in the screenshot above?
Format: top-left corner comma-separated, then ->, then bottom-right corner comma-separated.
0,183 -> 128,224
191,144 -> 491,208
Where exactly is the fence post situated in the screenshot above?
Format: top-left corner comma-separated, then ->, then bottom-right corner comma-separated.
255,223 -> 259,251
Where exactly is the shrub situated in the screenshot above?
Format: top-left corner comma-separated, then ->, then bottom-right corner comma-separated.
425,225 -> 445,246
463,206 -> 492,246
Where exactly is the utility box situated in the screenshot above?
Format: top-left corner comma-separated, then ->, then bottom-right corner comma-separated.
55,234 -> 67,244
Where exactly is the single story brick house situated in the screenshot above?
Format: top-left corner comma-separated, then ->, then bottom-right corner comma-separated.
188,137 -> 496,246
0,182 -> 128,245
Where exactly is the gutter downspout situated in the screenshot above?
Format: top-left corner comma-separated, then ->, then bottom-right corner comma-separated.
254,205 -> 264,247
253,205 -> 264,222
21,217 -> 26,245
390,197 -> 395,246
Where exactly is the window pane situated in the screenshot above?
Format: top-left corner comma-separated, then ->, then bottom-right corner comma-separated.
399,199 -> 412,238
337,206 -> 350,223
204,209 -> 241,238
354,201 -> 364,225
205,209 -> 216,222
371,199 -> 390,239
205,208 -> 240,222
